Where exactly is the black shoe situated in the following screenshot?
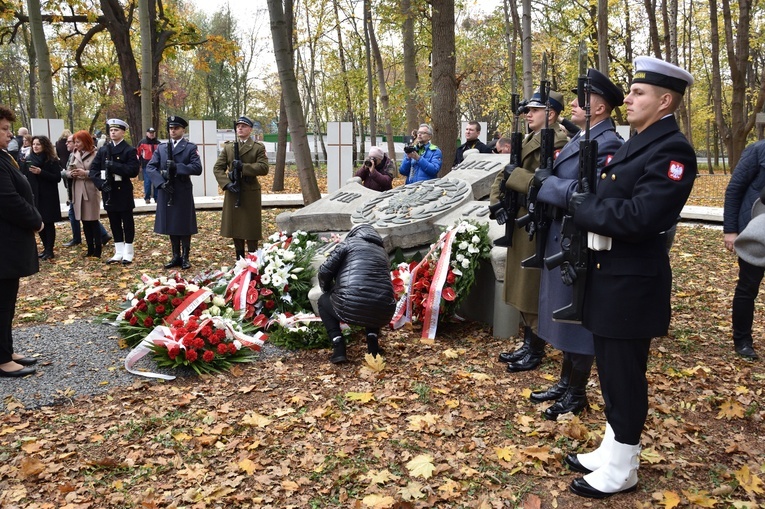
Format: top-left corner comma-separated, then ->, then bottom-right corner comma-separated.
366,334 -> 384,357
40,252 -> 54,260
530,381 -> 568,403
507,350 -> 544,372
330,339 -> 348,364
543,367 -> 590,420
13,356 -> 37,366
564,454 -> 593,474
735,343 -> 758,359
569,477 -> 638,499
0,365 -> 36,377
64,240 -> 82,247
101,234 -> 112,246
164,256 -> 182,269
498,327 -> 532,363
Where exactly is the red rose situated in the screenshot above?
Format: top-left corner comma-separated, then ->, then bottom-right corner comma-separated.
171,298 -> 182,307
176,284 -> 186,292
203,350 -> 215,363
143,317 -> 154,327
442,287 -> 456,301
167,288 -> 178,296
129,316 -> 138,326
155,304 -> 166,315
228,343 -> 238,354
158,294 -> 169,303
283,284 -> 290,293
217,343 -> 228,354
153,281 -> 161,287
147,293 -> 159,303
137,301 -> 148,312
265,300 -> 276,310
198,302 -> 207,310
185,349 -> 198,362
446,271 -> 456,284
125,310 -> 133,320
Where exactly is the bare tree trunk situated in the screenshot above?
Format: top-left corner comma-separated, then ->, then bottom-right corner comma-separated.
138,0 -> 152,133
402,0 -> 419,135
363,0 -> 376,146
597,0 -> 609,73
643,0 -> 662,58
521,0 -> 533,98
26,0 -> 56,118
367,2 -> 395,163
332,0 -> 357,162
431,0 -> 457,176
267,0 -> 320,204
273,93 -> 287,191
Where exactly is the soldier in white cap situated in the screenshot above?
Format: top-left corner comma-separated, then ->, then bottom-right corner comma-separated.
563,56 -> 696,498
89,118 -> 140,265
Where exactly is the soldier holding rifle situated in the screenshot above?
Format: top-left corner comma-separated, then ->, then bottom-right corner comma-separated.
213,116 -> 270,259
491,64 -> 568,374
145,116 -> 203,270
533,67 -> 624,421
563,56 -> 695,499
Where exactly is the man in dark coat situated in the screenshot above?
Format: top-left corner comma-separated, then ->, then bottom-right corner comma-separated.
453,121 -> 490,167
318,224 -> 396,364
564,57 -> 696,499
723,139 -> 765,359
533,69 -> 625,421
0,106 -> 42,377
90,118 -> 140,264
213,116 -> 270,259
145,116 -> 203,270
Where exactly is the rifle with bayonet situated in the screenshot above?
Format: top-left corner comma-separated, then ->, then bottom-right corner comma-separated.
544,43 -> 595,323
102,139 -> 114,207
489,92 -> 525,247
164,129 -> 176,206
518,54 -> 553,268
230,120 -> 243,208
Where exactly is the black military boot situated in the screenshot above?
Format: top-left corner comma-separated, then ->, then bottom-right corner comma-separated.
498,326 -> 532,363
235,250 -> 246,260
165,236 -> 182,269
530,357 -> 572,403
330,337 -> 348,364
507,331 -> 545,372
543,367 -> 590,420
181,237 -> 191,270
366,333 -> 385,357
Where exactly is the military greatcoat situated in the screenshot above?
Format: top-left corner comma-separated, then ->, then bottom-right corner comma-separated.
573,115 -> 696,339
213,138 -> 270,241
145,138 -> 203,235
490,122 -> 567,313
536,120 -> 624,354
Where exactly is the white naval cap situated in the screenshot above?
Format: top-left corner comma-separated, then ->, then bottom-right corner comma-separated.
106,118 -> 129,131
632,56 -> 694,95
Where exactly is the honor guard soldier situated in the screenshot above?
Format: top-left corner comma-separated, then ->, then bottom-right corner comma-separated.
145,116 -> 203,270
90,118 -> 140,264
533,69 -> 625,420
213,116 -> 270,259
563,56 -> 696,498
491,89 -> 569,372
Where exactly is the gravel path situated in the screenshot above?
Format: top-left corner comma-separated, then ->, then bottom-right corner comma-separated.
1,320 -> 287,410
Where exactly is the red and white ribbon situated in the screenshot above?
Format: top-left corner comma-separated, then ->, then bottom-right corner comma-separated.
421,228 -> 457,339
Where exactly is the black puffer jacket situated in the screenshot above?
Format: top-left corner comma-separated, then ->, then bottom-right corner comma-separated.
318,224 -> 396,327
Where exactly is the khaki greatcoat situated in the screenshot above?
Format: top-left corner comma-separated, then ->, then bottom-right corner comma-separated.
212,138 -> 270,241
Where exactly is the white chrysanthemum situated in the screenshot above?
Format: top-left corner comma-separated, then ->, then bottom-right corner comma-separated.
468,245 -> 479,254
459,241 -> 468,250
461,258 -> 470,269
208,305 -> 221,316
187,284 -> 199,292
456,253 -> 465,262
212,296 -> 226,307
471,235 -> 480,244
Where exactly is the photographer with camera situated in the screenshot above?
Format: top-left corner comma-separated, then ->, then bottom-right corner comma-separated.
355,146 -> 393,192
399,123 -> 442,184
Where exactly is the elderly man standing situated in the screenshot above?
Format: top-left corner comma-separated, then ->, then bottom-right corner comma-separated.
213,116 -> 270,259
563,57 -> 696,498
399,123 -> 442,184
145,116 -> 203,270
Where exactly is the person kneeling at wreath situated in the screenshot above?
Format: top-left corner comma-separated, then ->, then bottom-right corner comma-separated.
317,224 -> 396,364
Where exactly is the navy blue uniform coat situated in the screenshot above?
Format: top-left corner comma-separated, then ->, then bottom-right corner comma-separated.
145,138 -> 203,235
89,140 -> 140,212
573,116 -> 696,339
537,120 -> 624,353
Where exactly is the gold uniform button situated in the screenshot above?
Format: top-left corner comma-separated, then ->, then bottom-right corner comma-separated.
596,263 -> 601,269
611,174 -> 616,181
601,173 -> 606,179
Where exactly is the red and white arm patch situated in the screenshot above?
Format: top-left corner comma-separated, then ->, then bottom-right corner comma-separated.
606,154 -> 613,165
667,160 -> 685,181
553,149 -> 561,160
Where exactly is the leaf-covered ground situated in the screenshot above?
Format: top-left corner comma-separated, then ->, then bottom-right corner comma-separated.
1,170 -> 764,508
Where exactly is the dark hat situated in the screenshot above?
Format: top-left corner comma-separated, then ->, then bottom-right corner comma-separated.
632,56 -> 694,95
236,116 -> 254,128
147,127 -> 156,133
106,118 -> 128,131
571,68 -> 625,109
734,199 -> 765,267
167,116 -> 188,128
525,90 -> 564,114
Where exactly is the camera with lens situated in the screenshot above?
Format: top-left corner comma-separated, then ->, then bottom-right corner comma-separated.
364,159 -> 373,168
516,99 -> 530,115
404,145 -> 417,154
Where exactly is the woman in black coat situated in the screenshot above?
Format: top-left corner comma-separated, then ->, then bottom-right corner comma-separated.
25,136 -> 62,260
0,105 -> 42,377
318,223 -> 396,364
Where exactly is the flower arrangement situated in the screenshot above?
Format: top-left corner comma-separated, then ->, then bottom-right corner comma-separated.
113,274 -> 217,348
390,220 -> 491,336
265,312 -> 334,350
224,230 -> 320,323
146,314 -> 266,375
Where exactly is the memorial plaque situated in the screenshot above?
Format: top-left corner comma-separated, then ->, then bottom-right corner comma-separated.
449,152 -> 508,200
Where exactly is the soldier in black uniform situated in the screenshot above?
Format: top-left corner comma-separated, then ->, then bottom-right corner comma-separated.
145,116 -> 203,270
563,57 -> 696,498
90,119 -> 140,265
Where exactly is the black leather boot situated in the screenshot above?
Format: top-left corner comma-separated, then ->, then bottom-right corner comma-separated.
164,236 -> 182,269
734,340 -> 758,359
530,357 -> 572,403
507,331 -> 545,372
498,326 -> 531,363
543,367 -> 590,420
236,250 -> 246,260
366,333 -> 385,357
181,237 -> 191,270
330,337 -> 348,364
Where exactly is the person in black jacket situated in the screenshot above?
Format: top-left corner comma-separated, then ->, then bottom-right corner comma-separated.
25,136 -> 62,260
318,224 -> 396,364
453,121 -> 490,166
90,119 -> 140,264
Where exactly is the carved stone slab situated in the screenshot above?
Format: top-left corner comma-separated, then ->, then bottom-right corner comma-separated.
450,152 -> 509,200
